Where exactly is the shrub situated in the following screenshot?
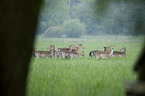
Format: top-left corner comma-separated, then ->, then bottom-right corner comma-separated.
62,18 -> 86,38
43,26 -> 62,38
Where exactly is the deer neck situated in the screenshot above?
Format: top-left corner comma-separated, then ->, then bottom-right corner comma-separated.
109,49 -> 114,56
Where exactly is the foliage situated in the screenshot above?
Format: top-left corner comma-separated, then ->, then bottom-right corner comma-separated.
71,2 -> 97,35
94,0 -> 145,35
62,19 -> 86,38
37,0 -> 145,36
37,0 -> 69,34
71,1 -> 145,36
43,26 -> 62,38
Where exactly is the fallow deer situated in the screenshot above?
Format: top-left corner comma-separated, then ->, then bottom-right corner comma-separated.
94,45 -> 114,59
113,47 -> 126,57
89,46 -> 110,58
34,45 -> 58,59
34,50 -> 57,59
58,45 -> 72,52
71,44 -> 84,53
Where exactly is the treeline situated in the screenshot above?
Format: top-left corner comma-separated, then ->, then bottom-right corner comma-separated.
37,0 -> 145,38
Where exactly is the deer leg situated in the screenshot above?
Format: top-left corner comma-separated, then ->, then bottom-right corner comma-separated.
36,55 -> 39,59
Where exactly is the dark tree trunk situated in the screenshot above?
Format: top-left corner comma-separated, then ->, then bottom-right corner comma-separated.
134,45 -> 145,81
125,45 -> 145,96
0,0 -> 42,96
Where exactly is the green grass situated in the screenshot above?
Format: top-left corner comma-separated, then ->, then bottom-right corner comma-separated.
27,36 -> 144,96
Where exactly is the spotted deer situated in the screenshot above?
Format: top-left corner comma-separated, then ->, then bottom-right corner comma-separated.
63,44 -> 84,58
72,44 -> 84,53
113,47 -> 126,57
34,46 -> 58,59
34,50 -> 57,59
58,45 -> 72,52
93,45 -> 114,59
47,45 -> 63,58
89,46 -> 110,58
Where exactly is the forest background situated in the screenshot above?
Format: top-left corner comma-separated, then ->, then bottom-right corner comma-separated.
37,0 -> 145,38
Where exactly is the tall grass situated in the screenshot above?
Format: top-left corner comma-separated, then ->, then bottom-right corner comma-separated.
27,36 -> 144,96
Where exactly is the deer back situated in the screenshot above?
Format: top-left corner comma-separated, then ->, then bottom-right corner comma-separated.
95,46 -> 113,59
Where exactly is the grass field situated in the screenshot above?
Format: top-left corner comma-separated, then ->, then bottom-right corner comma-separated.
27,36 -> 144,96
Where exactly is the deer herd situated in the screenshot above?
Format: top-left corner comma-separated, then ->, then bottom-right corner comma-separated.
33,44 -> 126,60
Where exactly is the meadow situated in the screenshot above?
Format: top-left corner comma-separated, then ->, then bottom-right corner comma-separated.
27,36 -> 144,96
